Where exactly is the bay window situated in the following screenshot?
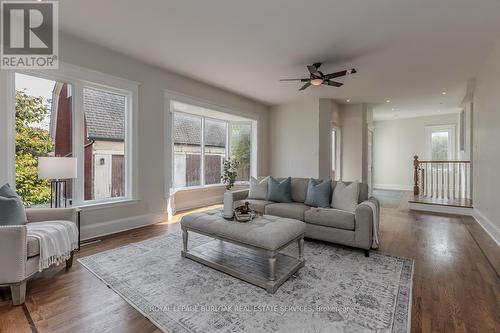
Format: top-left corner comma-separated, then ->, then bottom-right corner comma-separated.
170,100 -> 255,190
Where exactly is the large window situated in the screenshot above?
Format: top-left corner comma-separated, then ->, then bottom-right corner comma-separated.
12,70 -> 136,207
83,87 -> 126,201
171,101 -> 254,189
14,74 -> 73,206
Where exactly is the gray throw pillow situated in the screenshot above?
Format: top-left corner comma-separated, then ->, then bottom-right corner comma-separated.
266,176 -> 292,203
331,181 -> 359,212
0,183 -> 27,226
304,179 -> 331,208
248,176 -> 268,200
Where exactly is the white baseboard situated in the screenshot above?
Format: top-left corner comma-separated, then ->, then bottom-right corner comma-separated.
373,184 -> 411,191
408,202 -> 474,216
473,209 -> 500,246
80,211 -> 168,241
174,194 -> 223,213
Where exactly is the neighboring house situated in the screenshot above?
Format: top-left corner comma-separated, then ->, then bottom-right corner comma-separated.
173,114 -> 226,187
51,84 -> 125,201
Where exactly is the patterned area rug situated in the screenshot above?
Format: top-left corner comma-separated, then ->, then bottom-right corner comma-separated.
78,232 -> 413,333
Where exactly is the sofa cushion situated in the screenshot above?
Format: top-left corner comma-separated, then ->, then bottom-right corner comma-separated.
248,176 -> 268,200
266,176 -> 292,203
331,181 -> 359,212
291,178 -> 309,203
304,208 -> 355,230
234,199 -> 274,214
265,202 -> 310,221
332,181 -> 368,203
27,235 -> 40,258
0,183 -> 27,226
304,179 -> 331,208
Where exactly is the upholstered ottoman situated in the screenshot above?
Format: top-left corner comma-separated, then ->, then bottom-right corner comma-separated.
180,210 -> 306,293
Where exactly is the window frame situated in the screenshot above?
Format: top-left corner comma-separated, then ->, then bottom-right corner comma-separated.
165,92 -> 257,194
5,62 -> 139,207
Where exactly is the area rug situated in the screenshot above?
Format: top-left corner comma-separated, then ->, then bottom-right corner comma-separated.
78,232 -> 413,333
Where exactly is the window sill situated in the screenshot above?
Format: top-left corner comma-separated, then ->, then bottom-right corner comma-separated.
74,198 -> 140,211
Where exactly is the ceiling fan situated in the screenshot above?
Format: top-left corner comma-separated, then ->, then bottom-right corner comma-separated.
280,63 -> 357,91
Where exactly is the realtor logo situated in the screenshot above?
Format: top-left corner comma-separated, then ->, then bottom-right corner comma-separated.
1,1 -> 58,69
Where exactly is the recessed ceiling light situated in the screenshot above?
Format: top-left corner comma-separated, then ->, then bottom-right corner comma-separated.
386,99 -> 391,103
437,109 -> 441,112
442,91 -> 447,95
391,108 -> 396,111
346,99 -> 350,103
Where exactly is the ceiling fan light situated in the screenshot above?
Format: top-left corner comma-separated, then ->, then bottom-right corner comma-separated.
310,78 -> 323,86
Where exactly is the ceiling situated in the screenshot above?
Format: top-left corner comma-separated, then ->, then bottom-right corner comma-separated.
60,0 -> 500,118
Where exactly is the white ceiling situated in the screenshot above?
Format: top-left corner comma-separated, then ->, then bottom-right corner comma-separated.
60,0 -> 500,118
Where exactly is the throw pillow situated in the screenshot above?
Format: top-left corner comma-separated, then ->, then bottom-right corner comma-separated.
248,176 -> 268,200
304,179 -> 332,208
331,181 -> 359,212
266,176 -> 292,203
0,183 -> 27,226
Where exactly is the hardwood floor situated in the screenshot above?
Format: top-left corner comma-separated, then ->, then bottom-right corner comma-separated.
1,203 -> 498,333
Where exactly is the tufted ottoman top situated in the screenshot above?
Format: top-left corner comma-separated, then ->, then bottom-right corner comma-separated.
181,210 -> 305,251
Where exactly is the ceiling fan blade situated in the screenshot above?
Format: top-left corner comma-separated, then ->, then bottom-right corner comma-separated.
307,64 -> 321,76
299,82 -> 311,91
323,68 -> 357,80
280,78 -> 310,82
323,80 -> 344,87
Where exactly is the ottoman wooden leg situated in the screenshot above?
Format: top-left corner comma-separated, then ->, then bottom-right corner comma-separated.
182,229 -> 188,255
268,252 -> 276,281
298,237 -> 304,260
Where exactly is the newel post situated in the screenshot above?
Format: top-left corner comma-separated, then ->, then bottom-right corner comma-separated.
413,155 -> 420,196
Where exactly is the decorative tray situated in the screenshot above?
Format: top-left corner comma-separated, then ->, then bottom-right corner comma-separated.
234,210 -> 256,222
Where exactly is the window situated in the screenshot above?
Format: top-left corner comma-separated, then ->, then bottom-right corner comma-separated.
425,125 -> 456,160
14,74 -> 73,206
173,113 -> 202,188
170,100 -> 255,189
83,87 -> 127,201
230,123 -> 251,182
11,69 -> 137,207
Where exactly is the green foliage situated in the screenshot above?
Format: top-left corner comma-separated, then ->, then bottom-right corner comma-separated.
230,126 -> 251,181
431,134 -> 449,160
221,159 -> 237,190
15,90 -> 53,206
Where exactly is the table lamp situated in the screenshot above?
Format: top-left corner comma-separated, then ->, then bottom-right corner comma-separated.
38,157 -> 77,208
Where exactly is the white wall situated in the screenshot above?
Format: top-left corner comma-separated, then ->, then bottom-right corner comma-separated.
373,113 -> 458,190
0,33 -> 270,239
270,99 -> 320,178
339,103 -> 366,182
472,38 -> 500,244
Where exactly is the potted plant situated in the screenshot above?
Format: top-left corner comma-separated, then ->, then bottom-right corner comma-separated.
221,159 -> 238,218
221,159 -> 237,190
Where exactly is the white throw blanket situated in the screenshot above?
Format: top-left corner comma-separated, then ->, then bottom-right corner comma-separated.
26,221 -> 79,272
361,200 -> 380,249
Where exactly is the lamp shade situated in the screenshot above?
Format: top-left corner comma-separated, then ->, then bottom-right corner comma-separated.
38,157 -> 77,180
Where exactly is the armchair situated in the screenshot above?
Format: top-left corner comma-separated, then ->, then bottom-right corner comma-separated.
0,207 -> 79,305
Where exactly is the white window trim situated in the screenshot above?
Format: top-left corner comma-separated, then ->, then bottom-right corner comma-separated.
164,90 -> 258,196
4,61 -> 139,207
425,124 -> 456,160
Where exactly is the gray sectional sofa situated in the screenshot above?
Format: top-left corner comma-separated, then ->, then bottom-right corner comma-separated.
230,178 -> 379,256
